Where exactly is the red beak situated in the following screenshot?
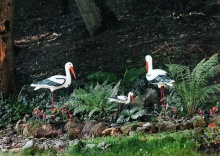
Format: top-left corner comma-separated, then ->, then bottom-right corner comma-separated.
70,67 -> 76,79
146,62 -> 148,73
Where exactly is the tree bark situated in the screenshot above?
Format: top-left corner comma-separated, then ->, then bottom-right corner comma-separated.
0,0 -> 18,98
75,0 -> 117,37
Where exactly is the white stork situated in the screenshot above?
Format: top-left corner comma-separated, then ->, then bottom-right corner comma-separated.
30,62 -> 76,110
108,92 -> 134,117
145,55 -> 174,117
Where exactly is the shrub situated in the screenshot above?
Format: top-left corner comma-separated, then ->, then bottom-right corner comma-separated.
67,81 -> 121,120
121,67 -> 146,94
0,90 -> 35,127
87,71 -> 118,84
167,54 -> 220,117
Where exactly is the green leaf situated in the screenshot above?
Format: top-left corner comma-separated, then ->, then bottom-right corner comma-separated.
131,110 -> 146,119
116,116 -> 130,124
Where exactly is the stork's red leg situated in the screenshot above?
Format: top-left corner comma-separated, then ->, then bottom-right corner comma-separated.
160,86 -> 167,118
160,87 -> 164,105
51,91 -> 54,110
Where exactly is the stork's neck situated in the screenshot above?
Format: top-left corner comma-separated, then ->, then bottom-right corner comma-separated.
65,66 -> 71,79
127,95 -> 131,102
127,93 -> 132,102
146,59 -> 153,73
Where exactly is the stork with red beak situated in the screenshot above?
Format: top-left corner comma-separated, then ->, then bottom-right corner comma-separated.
145,55 -> 174,117
108,92 -> 134,117
30,62 -> 76,110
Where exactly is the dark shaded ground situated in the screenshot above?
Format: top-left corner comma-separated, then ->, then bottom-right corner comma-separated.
12,0 -> 220,154
14,0 -> 220,88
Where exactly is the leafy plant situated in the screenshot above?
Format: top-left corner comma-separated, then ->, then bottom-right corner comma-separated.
116,106 -> 146,124
87,71 -> 118,84
167,53 -> 220,117
0,89 -> 36,127
121,67 -> 146,93
68,81 -> 121,120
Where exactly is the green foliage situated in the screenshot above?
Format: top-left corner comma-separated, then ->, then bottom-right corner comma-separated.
68,81 -> 121,120
30,92 -> 51,110
121,67 -> 146,93
122,67 -> 145,84
0,90 -> 35,127
167,54 -> 220,117
116,106 -> 146,124
86,68 -> 146,95
87,71 -> 118,84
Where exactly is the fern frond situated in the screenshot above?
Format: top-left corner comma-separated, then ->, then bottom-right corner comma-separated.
69,81 -> 120,120
200,84 -> 220,103
167,64 -> 190,81
167,53 -> 220,117
122,67 -> 145,83
192,54 -> 219,84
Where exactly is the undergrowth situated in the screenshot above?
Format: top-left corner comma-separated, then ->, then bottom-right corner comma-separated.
167,53 -> 220,117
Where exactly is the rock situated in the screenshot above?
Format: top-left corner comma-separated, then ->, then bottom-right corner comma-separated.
2,137 -> 12,144
23,127 -> 29,137
15,114 -> 30,134
64,120 -> 76,131
141,122 -> 153,132
31,124 -> 64,138
42,124 -> 53,131
64,120 -> 84,139
120,123 -> 143,135
53,141 -> 68,151
191,116 -> 206,128
143,122 -> 152,128
35,143 -> 45,150
143,88 -> 158,109
179,120 -> 194,130
149,124 -> 158,133
81,120 -> 97,138
136,126 -> 150,133
157,121 -> 176,132
22,139 -> 34,149
134,96 -> 144,105
89,122 -> 106,138
102,127 -> 121,136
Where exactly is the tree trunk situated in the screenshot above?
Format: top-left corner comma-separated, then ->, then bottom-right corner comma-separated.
75,0 -> 117,37
0,0 -> 18,98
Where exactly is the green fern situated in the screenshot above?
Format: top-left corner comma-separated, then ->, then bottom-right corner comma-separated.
87,71 -> 118,84
167,54 -> 220,117
122,67 -> 145,83
68,81 -> 121,120
121,67 -> 145,92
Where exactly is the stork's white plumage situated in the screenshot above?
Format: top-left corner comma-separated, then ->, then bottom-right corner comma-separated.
30,62 -> 76,110
108,92 -> 134,117
145,55 -> 174,118
145,55 -> 174,88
